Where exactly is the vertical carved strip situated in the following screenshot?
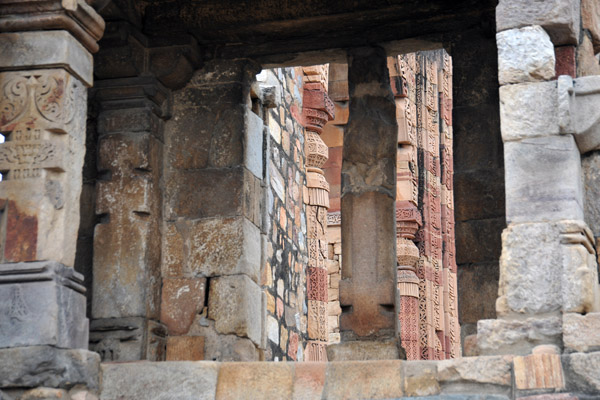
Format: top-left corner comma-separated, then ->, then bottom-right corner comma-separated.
303,68 -> 334,360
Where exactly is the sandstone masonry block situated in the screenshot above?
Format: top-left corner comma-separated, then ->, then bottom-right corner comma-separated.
215,362 -> 293,400
514,353 -> 565,390
504,135 -> 583,224
500,81 -> 558,141
404,361 -> 440,397
208,274 -> 262,346
496,0 -> 580,45
188,217 -> 261,283
562,351 -> 600,394
576,35 -> 600,78
323,360 -> 404,400
160,278 -> 206,335
166,336 -> 205,361
437,356 -> 513,393
582,0 -> 600,52
477,317 -> 562,355
497,26 -> 555,85
100,362 -> 219,400
563,313 -> 600,353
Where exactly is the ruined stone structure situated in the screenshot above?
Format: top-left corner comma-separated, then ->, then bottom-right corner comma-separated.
1,0 -> 600,399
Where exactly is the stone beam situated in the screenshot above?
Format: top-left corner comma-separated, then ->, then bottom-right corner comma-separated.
332,46 -> 398,357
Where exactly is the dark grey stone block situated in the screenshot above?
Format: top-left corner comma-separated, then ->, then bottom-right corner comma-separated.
0,261 -> 88,349
89,317 -> 166,362
0,346 -> 100,390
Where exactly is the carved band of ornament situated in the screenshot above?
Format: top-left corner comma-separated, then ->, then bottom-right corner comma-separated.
397,221 -> 420,240
305,341 -> 327,362
391,75 -> 409,98
396,204 -> 422,225
398,281 -> 420,298
303,88 -> 335,120
305,131 -> 329,168
327,211 -> 341,226
303,108 -> 330,134
0,72 -> 84,129
0,141 -> 65,172
307,187 -> 330,208
306,170 -> 329,190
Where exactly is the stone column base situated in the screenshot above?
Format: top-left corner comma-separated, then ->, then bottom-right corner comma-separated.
0,262 -> 89,349
0,346 -> 100,390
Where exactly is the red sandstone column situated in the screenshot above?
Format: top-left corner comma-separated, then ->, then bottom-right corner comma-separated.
302,66 -> 335,361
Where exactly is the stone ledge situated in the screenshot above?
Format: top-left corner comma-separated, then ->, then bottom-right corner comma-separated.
96,354 -> 600,399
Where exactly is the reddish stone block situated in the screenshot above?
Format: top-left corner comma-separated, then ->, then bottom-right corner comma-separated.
160,278 -> 206,335
293,363 -> 326,398
166,336 -> 204,361
554,46 -> 576,78
4,200 -> 37,262
287,331 -> 299,360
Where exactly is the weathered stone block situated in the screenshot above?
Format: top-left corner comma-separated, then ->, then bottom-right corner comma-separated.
187,217 -> 261,283
0,346 -> 100,390
89,317 -> 166,362
500,81 -> 559,141
404,361 -> 440,397
477,317 -> 562,355
562,351 -> 600,394
208,274 -> 262,346
583,0 -> 600,53
496,0 -> 580,45
563,313 -> 600,353
0,31 -> 93,86
293,362 -> 327,399
323,360 -> 404,399
166,336 -> 205,361
577,35 -> 600,78
21,388 -> 69,399
244,110 -> 264,179
215,362 -> 293,400
504,135 -> 582,224
0,262 -> 88,349
160,278 -> 206,335
497,26 -> 555,85
100,361 -> 219,400
438,355 -> 514,388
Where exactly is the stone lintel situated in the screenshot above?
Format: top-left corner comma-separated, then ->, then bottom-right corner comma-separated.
0,30 -> 94,86
0,345 -> 100,390
0,261 -> 88,350
0,0 -> 105,53
327,339 -> 401,361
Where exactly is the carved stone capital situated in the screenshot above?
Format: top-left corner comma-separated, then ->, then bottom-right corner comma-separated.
303,82 -> 335,133
95,21 -> 201,90
396,201 -> 422,240
91,76 -> 171,119
0,0 -> 105,53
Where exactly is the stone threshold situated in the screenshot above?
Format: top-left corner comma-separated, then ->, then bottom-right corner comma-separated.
99,352 -> 600,399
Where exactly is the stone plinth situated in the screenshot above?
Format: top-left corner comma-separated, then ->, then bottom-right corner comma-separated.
0,262 -> 88,349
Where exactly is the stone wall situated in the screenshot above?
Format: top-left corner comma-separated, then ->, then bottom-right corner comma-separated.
260,67 -> 309,361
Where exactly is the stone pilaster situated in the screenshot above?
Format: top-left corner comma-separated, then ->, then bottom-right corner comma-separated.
328,46 -> 399,360
89,77 -> 169,361
0,0 -> 104,391
478,2 -> 600,356
162,59 -> 265,361
302,66 -> 334,361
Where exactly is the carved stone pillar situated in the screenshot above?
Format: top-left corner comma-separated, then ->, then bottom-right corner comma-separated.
328,46 -> 399,360
302,66 -> 334,361
0,0 -> 104,391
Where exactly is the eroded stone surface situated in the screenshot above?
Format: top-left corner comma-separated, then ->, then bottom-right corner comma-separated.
101,362 -> 219,400
208,274 -> 262,346
504,136 -> 582,224
477,317 -> 562,355
500,81 -> 559,141
0,346 -> 100,390
497,26 -> 555,85
563,313 -> 600,353
438,356 -> 514,387
562,351 -> 600,393
323,360 -> 404,400
496,0 -> 580,45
